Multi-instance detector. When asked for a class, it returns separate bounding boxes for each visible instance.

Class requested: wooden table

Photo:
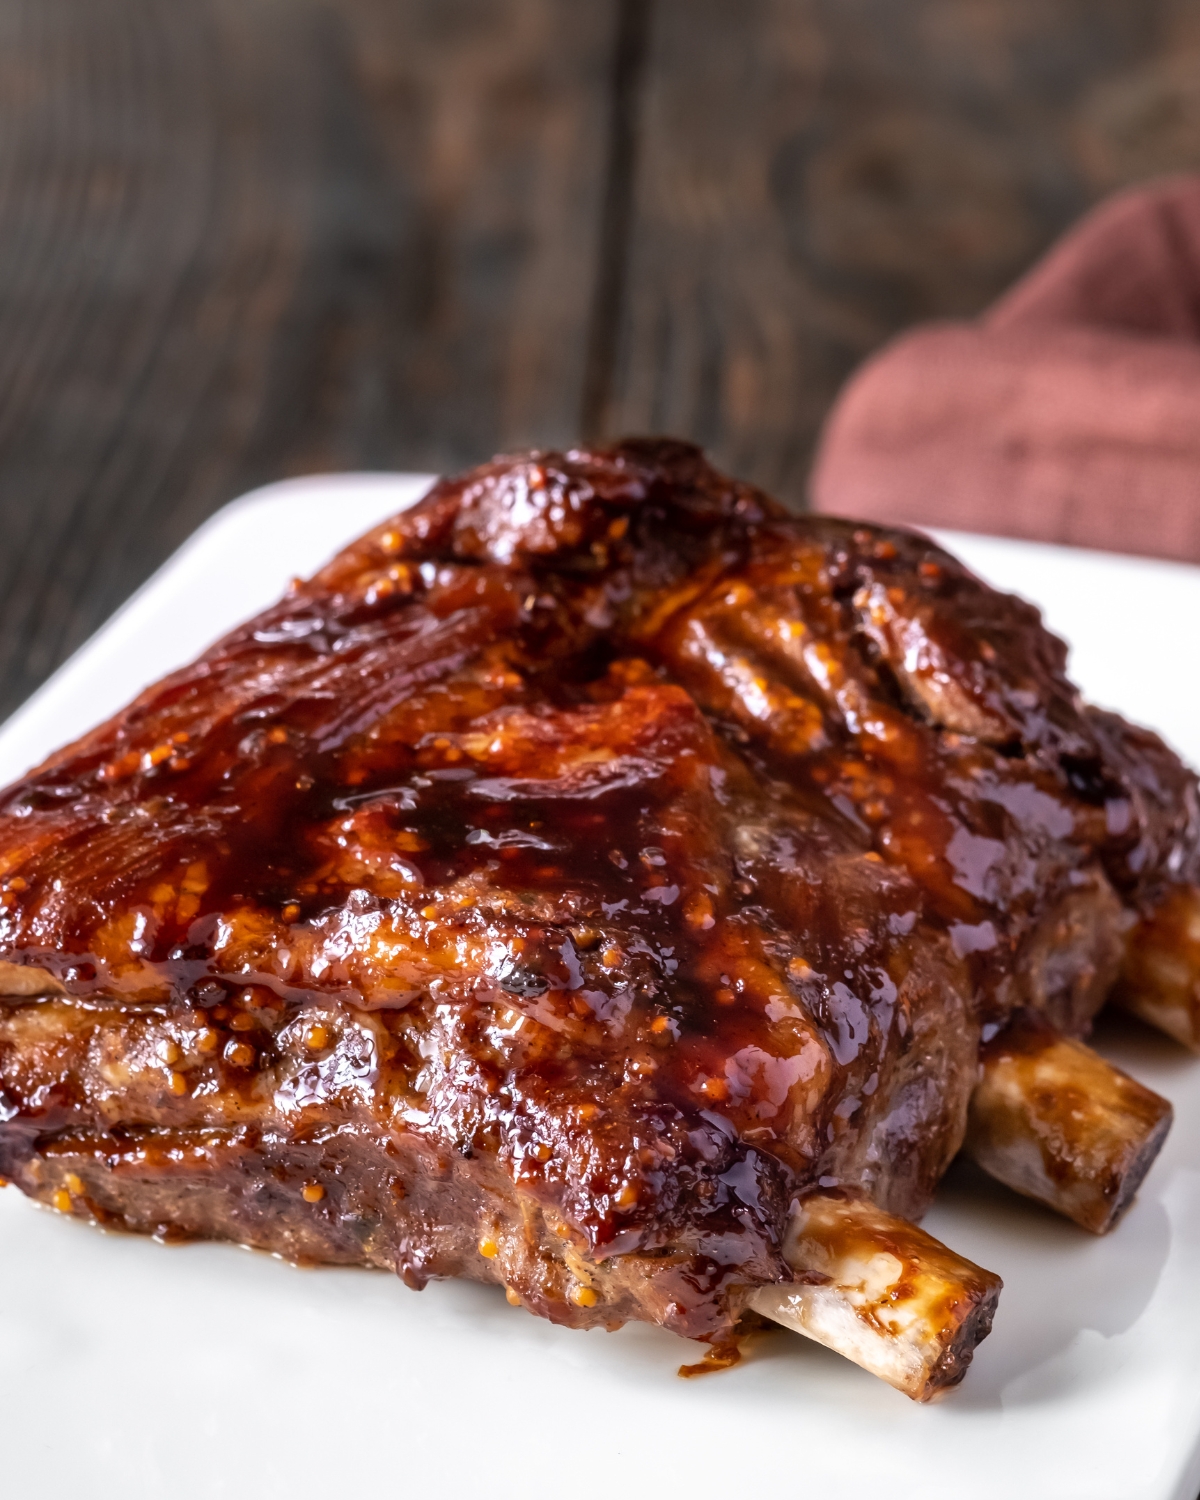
[0,0,1196,721]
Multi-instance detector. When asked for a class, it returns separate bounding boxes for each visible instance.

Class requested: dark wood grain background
[1,0,1199,721]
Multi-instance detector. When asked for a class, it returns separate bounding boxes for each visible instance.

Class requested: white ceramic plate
[2,477,1199,1500]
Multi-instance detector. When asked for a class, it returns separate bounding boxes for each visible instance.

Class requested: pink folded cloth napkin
[810,175,1200,563]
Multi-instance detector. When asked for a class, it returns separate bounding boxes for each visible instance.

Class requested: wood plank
[0,0,617,723]
[606,0,1200,505]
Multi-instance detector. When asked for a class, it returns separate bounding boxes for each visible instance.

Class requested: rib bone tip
[966,1010,1173,1234]
[750,1192,1002,1402]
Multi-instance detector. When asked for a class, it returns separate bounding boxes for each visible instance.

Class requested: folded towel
[810,176,1200,563]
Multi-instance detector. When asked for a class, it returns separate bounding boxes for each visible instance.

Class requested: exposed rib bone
[965,1010,1172,1233]
[749,1192,1001,1401]
[1113,884,1200,1052]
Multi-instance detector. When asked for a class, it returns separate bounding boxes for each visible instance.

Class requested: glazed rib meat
[0,440,1196,1390]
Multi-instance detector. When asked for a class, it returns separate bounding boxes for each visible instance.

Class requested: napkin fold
[810,175,1200,563]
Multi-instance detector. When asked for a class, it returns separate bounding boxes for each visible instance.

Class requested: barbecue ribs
[0,440,1195,1397]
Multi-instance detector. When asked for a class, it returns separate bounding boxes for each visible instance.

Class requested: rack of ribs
[0,439,1194,1400]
